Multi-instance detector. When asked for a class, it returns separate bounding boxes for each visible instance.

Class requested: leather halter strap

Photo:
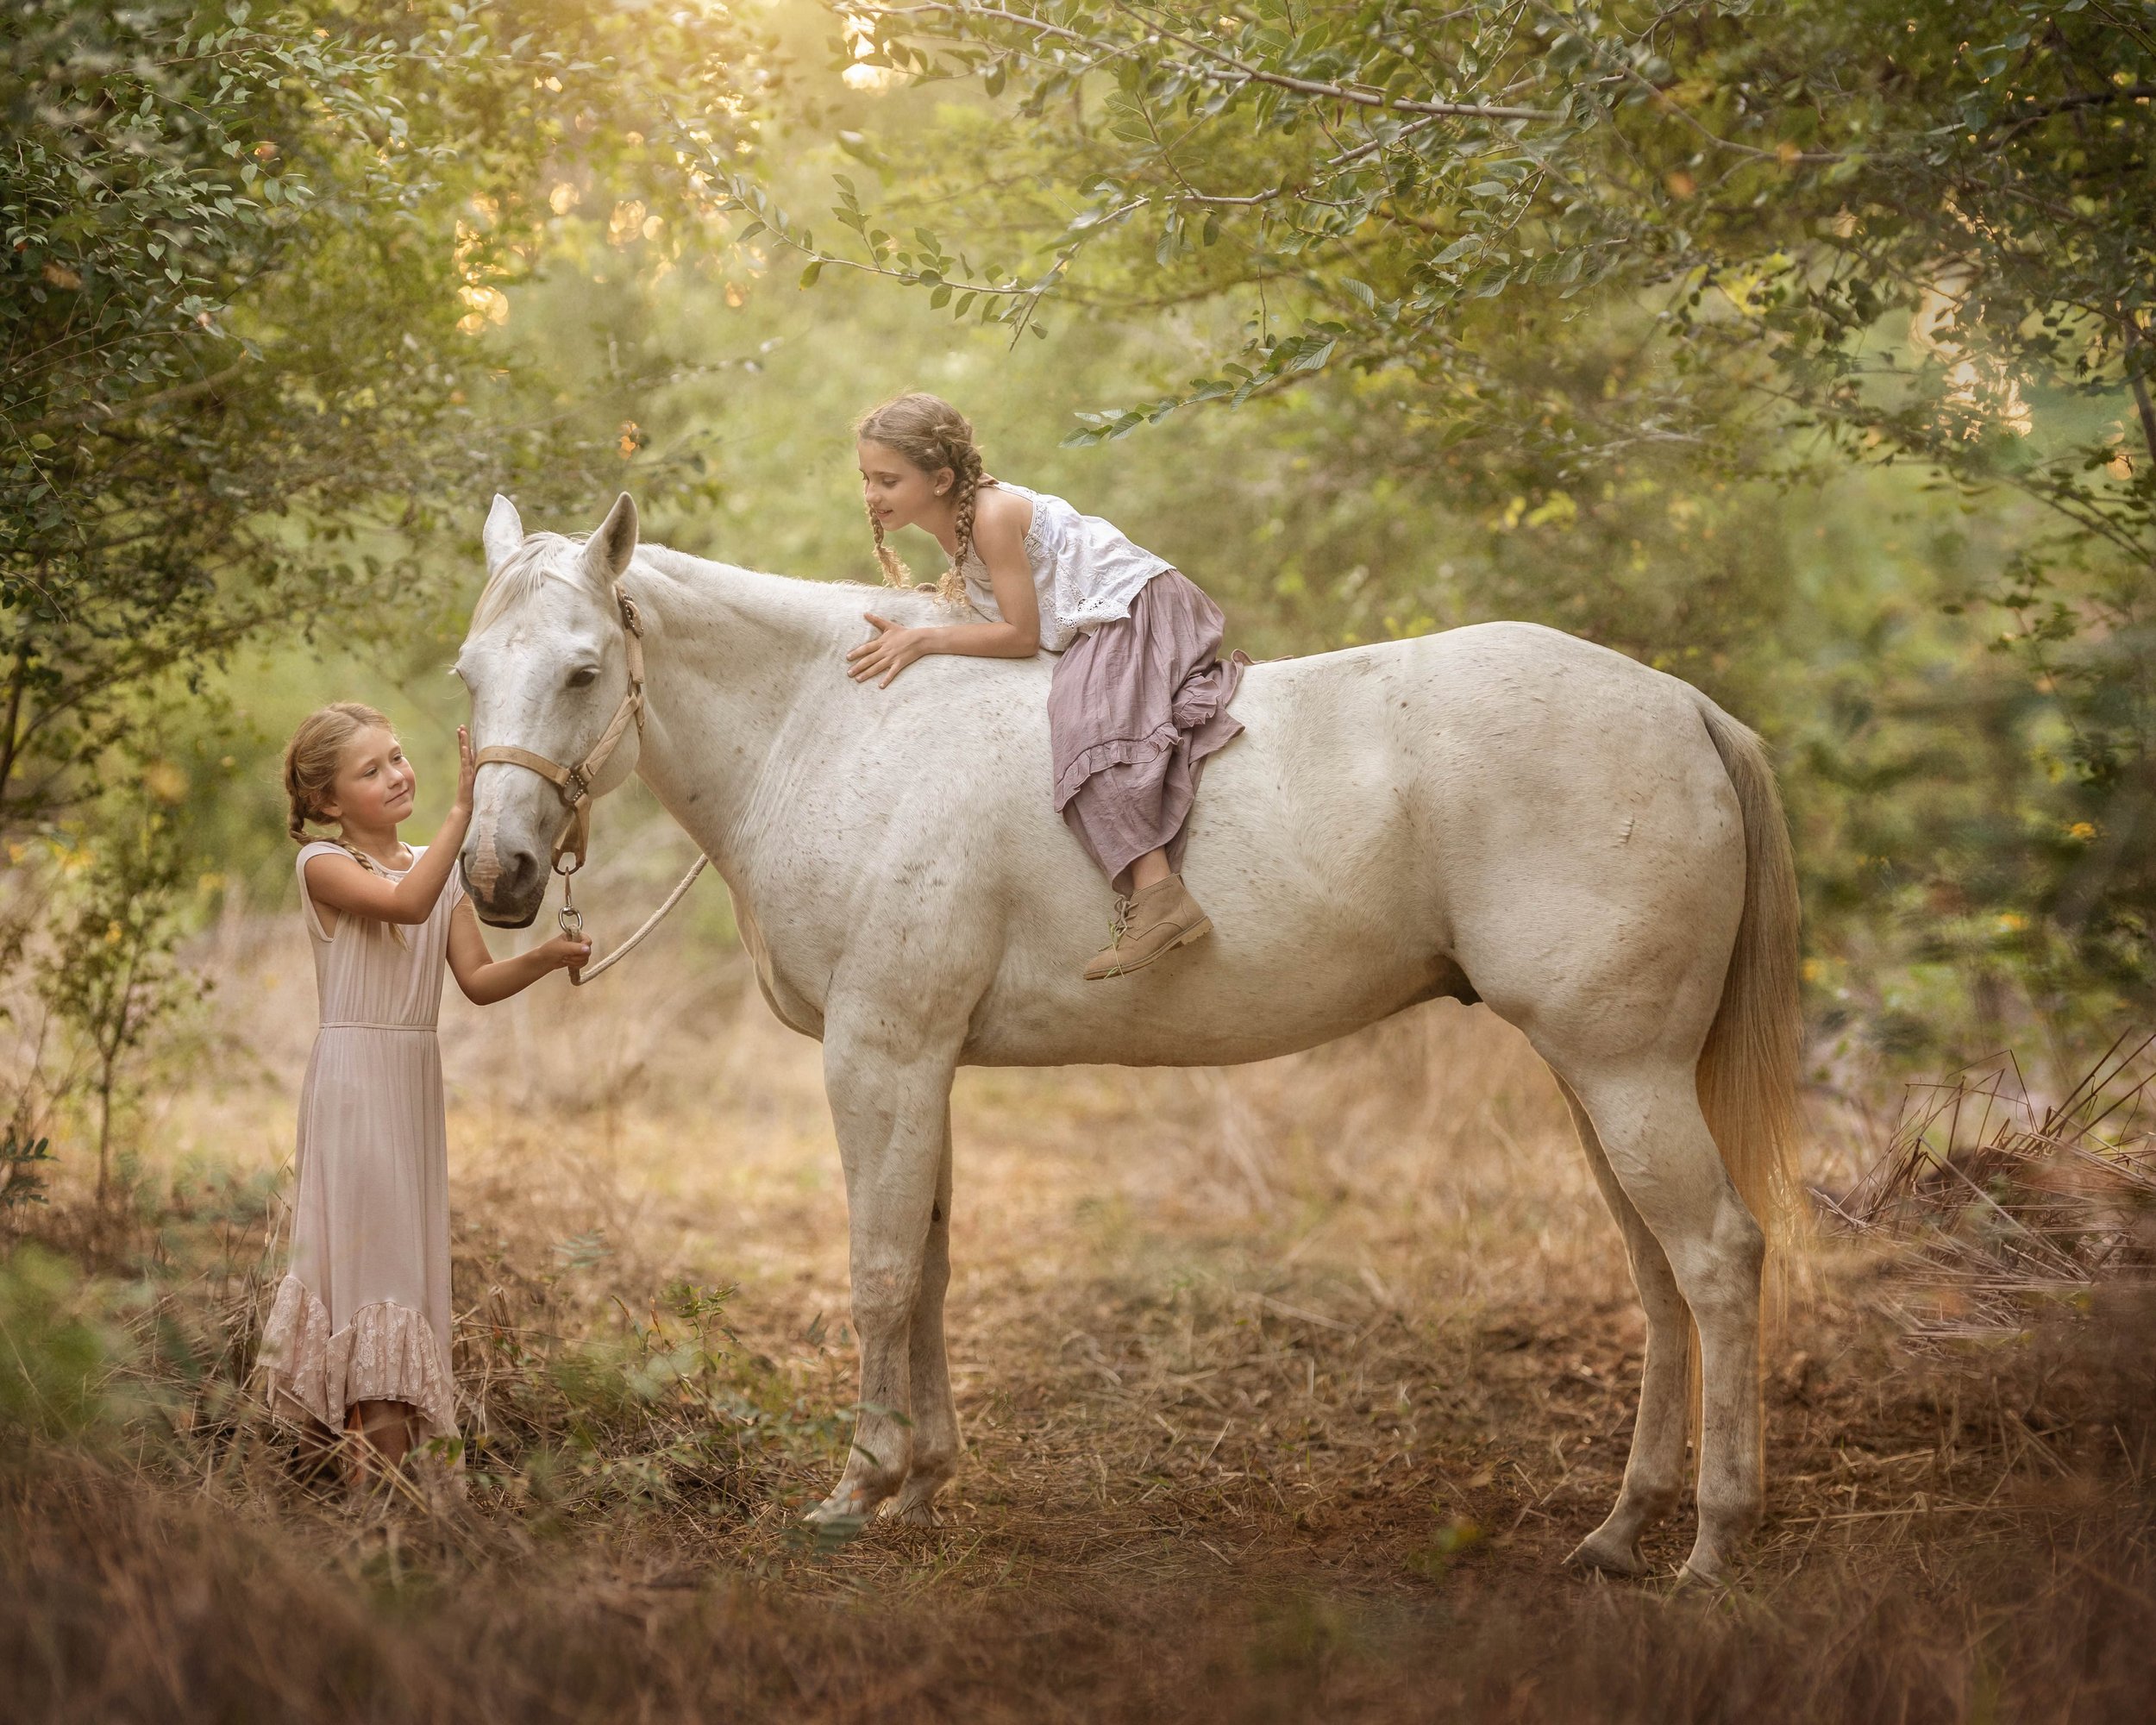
[473,586,646,875]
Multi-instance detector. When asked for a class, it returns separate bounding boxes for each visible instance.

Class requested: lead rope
[557,852,707,986]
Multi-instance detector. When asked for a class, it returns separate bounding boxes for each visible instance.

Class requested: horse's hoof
[888,1497,940,1527]
[1673,1552,1737,1591]
[803,1491,873,1527]
[1565,1531,1649,1578]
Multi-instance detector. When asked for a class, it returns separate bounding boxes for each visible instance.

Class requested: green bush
[0,1245,136,1456]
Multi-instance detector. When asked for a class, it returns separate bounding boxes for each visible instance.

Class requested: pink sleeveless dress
[260,843,461,1441]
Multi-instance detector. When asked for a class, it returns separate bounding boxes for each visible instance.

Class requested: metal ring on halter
[557,867,584,938]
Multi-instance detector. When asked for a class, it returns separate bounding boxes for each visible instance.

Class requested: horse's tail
[1692,697,1804,1253]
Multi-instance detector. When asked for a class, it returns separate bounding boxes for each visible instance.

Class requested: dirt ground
[7,898,2156,1722]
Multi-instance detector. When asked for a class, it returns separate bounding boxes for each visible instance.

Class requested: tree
[2,0,774,841]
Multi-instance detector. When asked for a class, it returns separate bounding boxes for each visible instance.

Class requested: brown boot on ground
[1082,874,1213,981]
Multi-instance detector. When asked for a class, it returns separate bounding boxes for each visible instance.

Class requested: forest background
[9,0,2154,1142]
[4,3,2156,1716]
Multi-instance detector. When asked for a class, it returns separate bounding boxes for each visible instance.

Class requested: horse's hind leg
[1561,1061,1765,1583]
[1557,1076,1692,1578]
[893,1108,960,1526]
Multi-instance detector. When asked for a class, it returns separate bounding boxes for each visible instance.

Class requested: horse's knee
[851,1264,921,1340]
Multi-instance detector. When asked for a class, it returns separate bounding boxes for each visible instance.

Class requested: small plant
[1,1127,53,1212]
[0,1245,135,1454]
[36,797,200,1202]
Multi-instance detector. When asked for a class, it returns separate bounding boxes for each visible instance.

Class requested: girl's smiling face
[858,437,952,533]
[322,724,415,831]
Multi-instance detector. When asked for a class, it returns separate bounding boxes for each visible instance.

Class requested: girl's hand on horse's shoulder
[534,933,592,975]
[453,724,476,814]
[847,612,931,688]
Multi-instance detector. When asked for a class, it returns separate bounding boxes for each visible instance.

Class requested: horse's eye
[567,666,599,689]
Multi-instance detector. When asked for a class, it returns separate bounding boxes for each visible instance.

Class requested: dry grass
[5,894,2156,1722]
[1835,1032,2156,1352]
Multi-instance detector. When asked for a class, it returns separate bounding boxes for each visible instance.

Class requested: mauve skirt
[1048,569,1247,894]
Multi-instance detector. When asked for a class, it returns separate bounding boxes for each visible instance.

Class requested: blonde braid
[939,443,987,603]
[867,497,912,587]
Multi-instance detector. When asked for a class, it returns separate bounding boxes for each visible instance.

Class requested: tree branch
[862,2,1562,121]
[9,359,252,439]
[1989,82,2156,144]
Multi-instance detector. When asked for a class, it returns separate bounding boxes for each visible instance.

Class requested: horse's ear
[584,492,639,587]
[483,494,524,575]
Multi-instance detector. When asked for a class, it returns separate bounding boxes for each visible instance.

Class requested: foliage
[0,1130,53,1214]
[34,794,204,1197]
[0,1245,136,1455]
[776,3,2150,487]
[461,1275,852,1522]
[0,0,772,842]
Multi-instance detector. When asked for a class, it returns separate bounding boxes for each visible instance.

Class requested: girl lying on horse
[846,392,1246,982]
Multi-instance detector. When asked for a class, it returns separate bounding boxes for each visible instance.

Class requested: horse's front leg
[805,1012,960,1527]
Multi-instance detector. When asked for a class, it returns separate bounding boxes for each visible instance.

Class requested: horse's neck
[623,547,904,882]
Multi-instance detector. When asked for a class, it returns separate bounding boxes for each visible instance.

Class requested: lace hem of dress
[260,1275,458,1440]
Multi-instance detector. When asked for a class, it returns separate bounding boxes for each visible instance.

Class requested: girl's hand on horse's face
[847,613,929,687]
[454,724,476,814]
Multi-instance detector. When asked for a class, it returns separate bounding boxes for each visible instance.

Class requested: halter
[473,582,657,960]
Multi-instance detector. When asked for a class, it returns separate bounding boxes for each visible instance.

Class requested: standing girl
[847,393,1246,980]
[261,701,589,1474]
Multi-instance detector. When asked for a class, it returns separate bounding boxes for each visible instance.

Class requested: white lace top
[957,481,1170,653]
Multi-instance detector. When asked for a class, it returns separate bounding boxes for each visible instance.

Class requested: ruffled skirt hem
[260,1275,458,1442]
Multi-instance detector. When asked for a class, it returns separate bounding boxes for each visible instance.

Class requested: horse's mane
[473,536,977,637]
[636,544,972,628]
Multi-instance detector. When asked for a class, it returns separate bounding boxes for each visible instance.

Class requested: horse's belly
[962,962,1474,1067]
[959,892,1471,1068]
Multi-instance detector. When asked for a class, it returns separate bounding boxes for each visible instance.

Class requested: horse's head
[456,492,645,928]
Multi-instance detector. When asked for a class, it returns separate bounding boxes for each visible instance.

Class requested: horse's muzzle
[460,841,546,929]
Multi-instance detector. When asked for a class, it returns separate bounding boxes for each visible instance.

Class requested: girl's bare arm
[445,900,591,1003]
[846,496,1040,687]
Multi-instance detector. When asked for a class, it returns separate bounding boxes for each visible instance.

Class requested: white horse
[455,493,1802,1582]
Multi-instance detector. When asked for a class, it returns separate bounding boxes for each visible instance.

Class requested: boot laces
[1107,895,1134,947]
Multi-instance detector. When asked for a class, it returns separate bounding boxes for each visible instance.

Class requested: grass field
[5,894,2155,1722]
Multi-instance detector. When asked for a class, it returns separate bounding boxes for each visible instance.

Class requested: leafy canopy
[2,0,771,837]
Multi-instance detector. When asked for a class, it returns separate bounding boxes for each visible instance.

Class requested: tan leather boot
[1083,874,1213,981]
